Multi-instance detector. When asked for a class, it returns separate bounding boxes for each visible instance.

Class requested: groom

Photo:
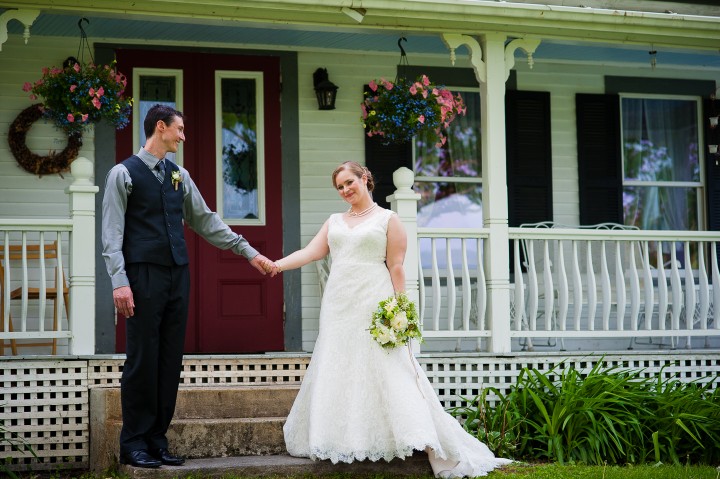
[102,104,272,468]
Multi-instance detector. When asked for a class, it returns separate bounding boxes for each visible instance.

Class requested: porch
[1,161,720,471]
[1,162,720,356]
[2,351,718,472]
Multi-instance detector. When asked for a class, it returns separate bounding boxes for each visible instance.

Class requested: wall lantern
[313,68,338,110]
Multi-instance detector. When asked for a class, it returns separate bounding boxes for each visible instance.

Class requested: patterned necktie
[156,160,166,183]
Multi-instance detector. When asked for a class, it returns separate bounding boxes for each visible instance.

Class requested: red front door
[114,49,284,353]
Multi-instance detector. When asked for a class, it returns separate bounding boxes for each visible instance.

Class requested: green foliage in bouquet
[369,292,422,349]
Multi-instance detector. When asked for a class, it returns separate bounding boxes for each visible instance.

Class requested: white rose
[376,325,396,345]
[390,311,408,331]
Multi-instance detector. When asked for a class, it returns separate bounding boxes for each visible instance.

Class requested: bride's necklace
[348,202,377,217]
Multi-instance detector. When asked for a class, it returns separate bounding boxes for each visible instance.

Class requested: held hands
[250,254,281,277]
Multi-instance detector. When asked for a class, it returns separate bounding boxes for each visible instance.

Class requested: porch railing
[0,157,98,355]
[510,227,720,350]
[390,167,720,352]
[0,225,72,354]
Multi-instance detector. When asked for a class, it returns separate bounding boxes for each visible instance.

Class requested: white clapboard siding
[0,35,95,219]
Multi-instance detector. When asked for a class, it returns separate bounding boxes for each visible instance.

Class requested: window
[132,68,183,164]
[215,71,265,225]
[620,95,703,231]
[414,89,482,228]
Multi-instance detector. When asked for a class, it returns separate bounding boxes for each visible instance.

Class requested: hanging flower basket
[361,75,466,146]
[23,59,133,134]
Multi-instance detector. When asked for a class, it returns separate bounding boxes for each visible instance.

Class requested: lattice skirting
[1,351,719,471]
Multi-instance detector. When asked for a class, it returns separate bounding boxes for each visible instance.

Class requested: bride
[266,161,511,478]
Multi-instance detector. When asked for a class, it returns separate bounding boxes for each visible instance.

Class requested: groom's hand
[250,254,280,277]
[250,255,269,275]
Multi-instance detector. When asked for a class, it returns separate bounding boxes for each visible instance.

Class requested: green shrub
[450,361,720,466]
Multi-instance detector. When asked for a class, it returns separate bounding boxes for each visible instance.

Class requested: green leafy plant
[24,59,133,133]
[450,361,720,466]
[450,387,521,458]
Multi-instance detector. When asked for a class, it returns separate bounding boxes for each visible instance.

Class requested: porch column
[481,33,512,353]
[65,157,99,354]
[387,166,421,315]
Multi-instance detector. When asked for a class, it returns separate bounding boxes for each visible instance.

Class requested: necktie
[156,160,166,183]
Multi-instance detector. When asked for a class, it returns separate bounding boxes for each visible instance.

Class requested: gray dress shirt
[102,148,259,289]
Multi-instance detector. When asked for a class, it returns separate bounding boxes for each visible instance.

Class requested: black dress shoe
[119,450,162,468]
[151,448,185,466]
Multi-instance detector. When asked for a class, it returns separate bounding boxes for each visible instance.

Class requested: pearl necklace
[348,202,378,217]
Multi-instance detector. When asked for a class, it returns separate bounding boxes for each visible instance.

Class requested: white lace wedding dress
[283,208,511,478]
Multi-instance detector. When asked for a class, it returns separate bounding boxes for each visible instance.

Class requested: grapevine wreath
[7,103,82,177]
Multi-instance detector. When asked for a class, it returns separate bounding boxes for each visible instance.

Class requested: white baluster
[571,241,583,331]
[600,241,612,331]
[586,241,597,331]
[615,241,626,332]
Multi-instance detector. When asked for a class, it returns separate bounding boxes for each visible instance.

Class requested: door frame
[93,44,302,353]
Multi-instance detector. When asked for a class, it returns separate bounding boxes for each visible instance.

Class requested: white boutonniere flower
[171,170,182,191]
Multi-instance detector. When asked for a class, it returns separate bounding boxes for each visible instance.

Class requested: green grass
[12,464,720,479]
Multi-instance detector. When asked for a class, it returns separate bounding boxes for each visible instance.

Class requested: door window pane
[217,72,265,224]
[133,69,183,164]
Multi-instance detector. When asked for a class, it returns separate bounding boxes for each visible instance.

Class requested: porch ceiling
[2,1,720,69]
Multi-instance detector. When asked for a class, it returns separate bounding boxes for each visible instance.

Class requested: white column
[65,157,99,355]
[387,167,421,353]
[481,33,512,353]
[387,166,421,308]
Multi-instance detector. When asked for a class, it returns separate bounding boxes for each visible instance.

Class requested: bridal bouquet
[369,292,422,349]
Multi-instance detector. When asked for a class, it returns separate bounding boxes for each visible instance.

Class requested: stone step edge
[122,453,433,479]
[107,416,287,425]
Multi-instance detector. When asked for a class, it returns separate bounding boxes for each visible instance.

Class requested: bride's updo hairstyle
[332,161,375,193]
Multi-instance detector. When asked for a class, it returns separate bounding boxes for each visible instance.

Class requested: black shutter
[705,97,720,231]
[364,137,413,209]
[576,93,622,225]
[506,90,553,226]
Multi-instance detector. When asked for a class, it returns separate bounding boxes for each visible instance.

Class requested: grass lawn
[12,463,720,479]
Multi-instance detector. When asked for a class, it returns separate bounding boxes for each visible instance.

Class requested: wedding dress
[283,208,511,478]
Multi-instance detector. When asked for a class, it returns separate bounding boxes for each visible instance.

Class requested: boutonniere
[171,170,182,191]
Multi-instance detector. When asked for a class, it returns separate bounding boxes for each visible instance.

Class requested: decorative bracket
[0,9,40,52]
[504,37,540,81]
[442,33,486,84]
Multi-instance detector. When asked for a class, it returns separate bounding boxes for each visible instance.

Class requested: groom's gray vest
[121,155,189,266]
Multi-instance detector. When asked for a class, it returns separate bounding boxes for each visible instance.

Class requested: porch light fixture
[313,68,338,111]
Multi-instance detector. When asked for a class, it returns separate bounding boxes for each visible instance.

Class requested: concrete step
[121,452,434,478]
[90,385,300,472]
[99,384,300,420]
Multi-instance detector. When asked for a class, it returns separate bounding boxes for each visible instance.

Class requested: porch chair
[0,241,69,355]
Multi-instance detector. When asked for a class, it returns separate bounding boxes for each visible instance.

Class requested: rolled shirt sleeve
[101,149,259,291]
